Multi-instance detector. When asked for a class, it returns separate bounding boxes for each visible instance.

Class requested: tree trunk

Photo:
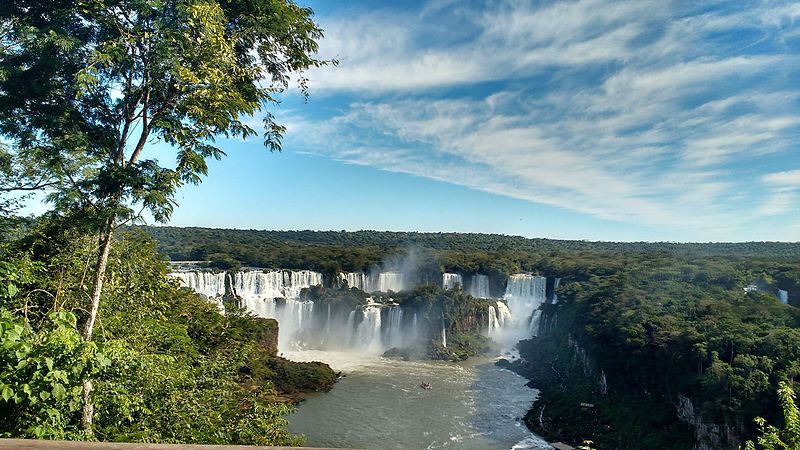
[80,217,114,433]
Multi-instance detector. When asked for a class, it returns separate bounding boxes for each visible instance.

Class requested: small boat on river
[419,381,432,390]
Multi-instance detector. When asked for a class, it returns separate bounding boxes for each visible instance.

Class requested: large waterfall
[468,274,491,298]
[229,270,323,349]
[173,267,554,355]
[504,274,546,331]
[482,274,548,345]
[442,273,463,290]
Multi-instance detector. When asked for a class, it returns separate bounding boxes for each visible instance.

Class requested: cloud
[285,0,800,240]
[764,169,800,186]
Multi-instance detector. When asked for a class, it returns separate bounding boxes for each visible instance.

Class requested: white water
[385,307,404,349]
[170,271,226,298]
[353,306,383,353]
[552,277,561,304]
[779,289,789,304]
[338,272,370,291]
[468,274,491,298]
[488,274,547,345]
[169,271,226,311]
[374,271,405,292]
[443,273,464,290]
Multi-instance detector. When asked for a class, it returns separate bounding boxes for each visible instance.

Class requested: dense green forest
[0,219,336,443]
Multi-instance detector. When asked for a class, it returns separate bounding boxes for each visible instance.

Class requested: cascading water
[487,301,512,337]
[486,274,547,344]
[384,307,404,349]
[779,289,789,304]
[338,272,370,291]
[487,306,499,336]
[442,273,463,290]
[441,314,447,348]
[170,271,226,298]
[468,274,491,298]
[552,277,561,304]
[170,271,226,312]
[496,301,511,327]
[412,313,419,342]
[353,307,383,353]
[373,271,404,292]
[229,270,323,349]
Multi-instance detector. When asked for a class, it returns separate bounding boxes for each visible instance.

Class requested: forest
[0,218,336,443]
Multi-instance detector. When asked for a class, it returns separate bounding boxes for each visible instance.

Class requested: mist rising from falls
[443,273,463,290]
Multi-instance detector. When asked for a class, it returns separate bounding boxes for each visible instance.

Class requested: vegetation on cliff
[0,222,334,444]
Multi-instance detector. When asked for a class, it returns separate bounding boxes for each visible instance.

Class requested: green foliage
[0,226,329,445]
[746,382,800,450]
[0,309,106,439]
[1,0,329,227]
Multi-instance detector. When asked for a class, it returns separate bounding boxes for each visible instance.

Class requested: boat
[419,382,432,390]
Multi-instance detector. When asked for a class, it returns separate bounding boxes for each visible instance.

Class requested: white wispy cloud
[284,0,800,240]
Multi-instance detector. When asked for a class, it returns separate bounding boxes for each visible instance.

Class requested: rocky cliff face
[676,395,741,450]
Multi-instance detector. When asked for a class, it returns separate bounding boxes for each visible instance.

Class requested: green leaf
[52,383,66,401]
[1,385,12,402]
[39,391,50,401]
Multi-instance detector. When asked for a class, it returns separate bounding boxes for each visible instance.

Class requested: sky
[161,0,800,242]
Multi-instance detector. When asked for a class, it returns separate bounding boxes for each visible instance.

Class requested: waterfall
[354,307,383,353]
[441,314,447,348]
[170,271,226,298]
[170,271,226,312]
[338,272,370,291]
[442,273,463,290]
[412,313,419,342]
[373,271,404,292]
[324,303,332,336]
[496,301,512,327]
[552,277,561,304]
[384,307,404,349]
[468,274,491,298]
[504,274,546,328]
[226,270,322,349]
[779,289,789,304]
[488,306,499,336]
[346,310,357,346]
[487,301,512,337]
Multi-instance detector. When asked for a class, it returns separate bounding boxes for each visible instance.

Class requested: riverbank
[504,336,695,450]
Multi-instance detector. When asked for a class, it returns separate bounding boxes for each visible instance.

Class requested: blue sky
[165,0,800,242]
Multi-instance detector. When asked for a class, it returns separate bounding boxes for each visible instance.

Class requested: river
[285,350,552,450]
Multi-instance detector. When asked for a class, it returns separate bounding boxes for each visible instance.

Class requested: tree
[0,0,328,432]
[746,382,800,450]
